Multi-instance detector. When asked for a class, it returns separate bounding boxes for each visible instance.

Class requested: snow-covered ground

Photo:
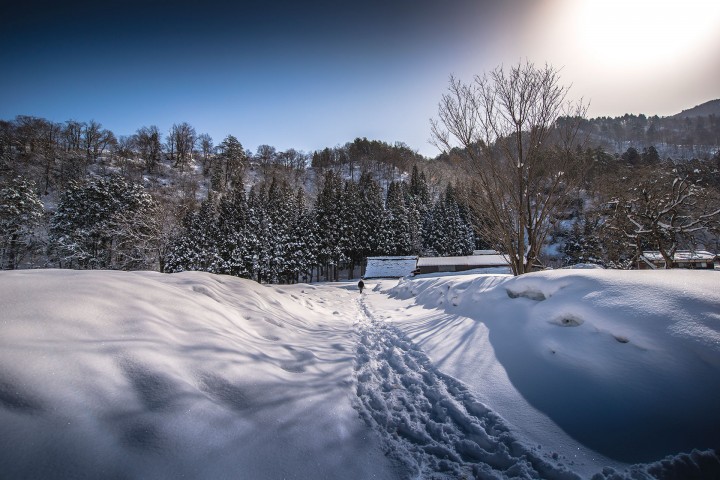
[1,268,718,479]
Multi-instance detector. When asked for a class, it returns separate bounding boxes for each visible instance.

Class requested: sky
[2,0,719,158]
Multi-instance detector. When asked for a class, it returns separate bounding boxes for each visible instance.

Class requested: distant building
[638,250,717,270]
[415,252,511,275]
[363,256,418,279]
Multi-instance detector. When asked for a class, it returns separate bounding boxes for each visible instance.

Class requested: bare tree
[606,164,720,268]
[168,122,196,171]
[431,61,587,275]
[217,135,246,190]
[197,133,214,174]
[255,144,277,175]
[134,126,163,173]
[82,120,115,162]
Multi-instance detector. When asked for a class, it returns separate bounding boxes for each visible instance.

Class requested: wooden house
[415,252,511,275]
[638,250,717,270]
[363,256,418,279]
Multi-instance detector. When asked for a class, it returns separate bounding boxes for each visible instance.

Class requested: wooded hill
[1,104,719,279]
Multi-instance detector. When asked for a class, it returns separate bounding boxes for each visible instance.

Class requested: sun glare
[575,0,720,70]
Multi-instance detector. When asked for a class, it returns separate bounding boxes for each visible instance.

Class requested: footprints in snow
[353,298,573,479]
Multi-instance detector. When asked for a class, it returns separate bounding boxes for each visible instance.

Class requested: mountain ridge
[672,99,720,118]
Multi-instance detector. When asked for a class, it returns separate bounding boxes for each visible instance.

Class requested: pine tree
[164,195,219,273]
[286,188,317,283]
[50,174,159,270]
[379,181,412,255]
[406,166,431,254]
[1,176,44,269]
[217,135,246,191]
[353,172,385,265]
[314,170,347,280]
[422,185,474,256]
[212,183,250,277]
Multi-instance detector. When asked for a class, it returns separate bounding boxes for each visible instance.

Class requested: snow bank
[0,270,396,479]
[386,270,720,467]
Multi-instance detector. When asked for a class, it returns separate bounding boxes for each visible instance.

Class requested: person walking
[358,279,365,294]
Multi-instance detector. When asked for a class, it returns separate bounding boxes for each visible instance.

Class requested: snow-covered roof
[417,255,510,267]
[364,256,418,278]
[473,249,500,255]
[642,250,717,262]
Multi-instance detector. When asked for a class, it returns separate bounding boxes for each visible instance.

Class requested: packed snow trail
[352,295,580,480]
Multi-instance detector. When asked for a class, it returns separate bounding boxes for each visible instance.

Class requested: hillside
[673,99,720,118]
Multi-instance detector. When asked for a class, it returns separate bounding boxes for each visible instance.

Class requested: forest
[1,108,719,281]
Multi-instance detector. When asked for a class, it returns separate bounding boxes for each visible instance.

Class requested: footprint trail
[353,296,579,480]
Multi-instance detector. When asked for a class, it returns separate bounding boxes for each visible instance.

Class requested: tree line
[2,62,720,277]
[164,168,475,282]
[0,115,477,277]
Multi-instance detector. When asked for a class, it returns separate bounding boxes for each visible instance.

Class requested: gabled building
[415,252,511,275]
[638,250,718,270]
[363,256,418,279]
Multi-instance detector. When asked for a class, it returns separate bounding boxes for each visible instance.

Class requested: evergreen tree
[562,218,603,266]
[164,195,219,273]
[379,181,412,255]
[212,183,250,277]
[406,166,431,254]
[314,170,347,280]
[0,176,44,269]
[356,172,384,258]
[217,135,246,191]
[422,185,474,256]
[50,174,159,269]
[286,188,317,282]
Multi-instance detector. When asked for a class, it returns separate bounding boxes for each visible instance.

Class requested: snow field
[1,268,719,479]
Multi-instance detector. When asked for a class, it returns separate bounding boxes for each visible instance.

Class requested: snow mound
[0,270,396,479]
[388,270,720,465]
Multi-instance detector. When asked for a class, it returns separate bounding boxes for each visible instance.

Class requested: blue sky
[2,0,719,157]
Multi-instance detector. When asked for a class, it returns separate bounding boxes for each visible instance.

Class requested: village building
[638,250,718,270]
[363,256,418,279]
[415,251,511,275]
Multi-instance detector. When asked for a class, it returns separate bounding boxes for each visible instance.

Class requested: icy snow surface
[1,268,719,479]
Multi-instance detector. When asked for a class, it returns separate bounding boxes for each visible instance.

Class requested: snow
[417,254,511,267]
[364,256,418,279]
[1,268,719,479]
[642,250,717,262]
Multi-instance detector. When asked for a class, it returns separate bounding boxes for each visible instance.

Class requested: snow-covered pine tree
[164,194,219,272]
[352,172,385,268]
[266,178,295,283]
[422,185,474,256]
[50,174,159,270]
[246,184,270,282]
[0,176,44,269]
[212,182,250,277]
[314,170,347,281]
[379,181,412,255]
[443,185,474,256]
[406,166,431,254]
[286,188,317,283]
[561,217,604,267]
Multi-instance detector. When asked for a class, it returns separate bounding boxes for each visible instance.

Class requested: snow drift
[1,268,719,479]
[385,269,720,466]
[0,270,395,479]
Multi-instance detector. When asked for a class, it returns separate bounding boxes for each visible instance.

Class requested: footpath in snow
[353,294,579,479]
